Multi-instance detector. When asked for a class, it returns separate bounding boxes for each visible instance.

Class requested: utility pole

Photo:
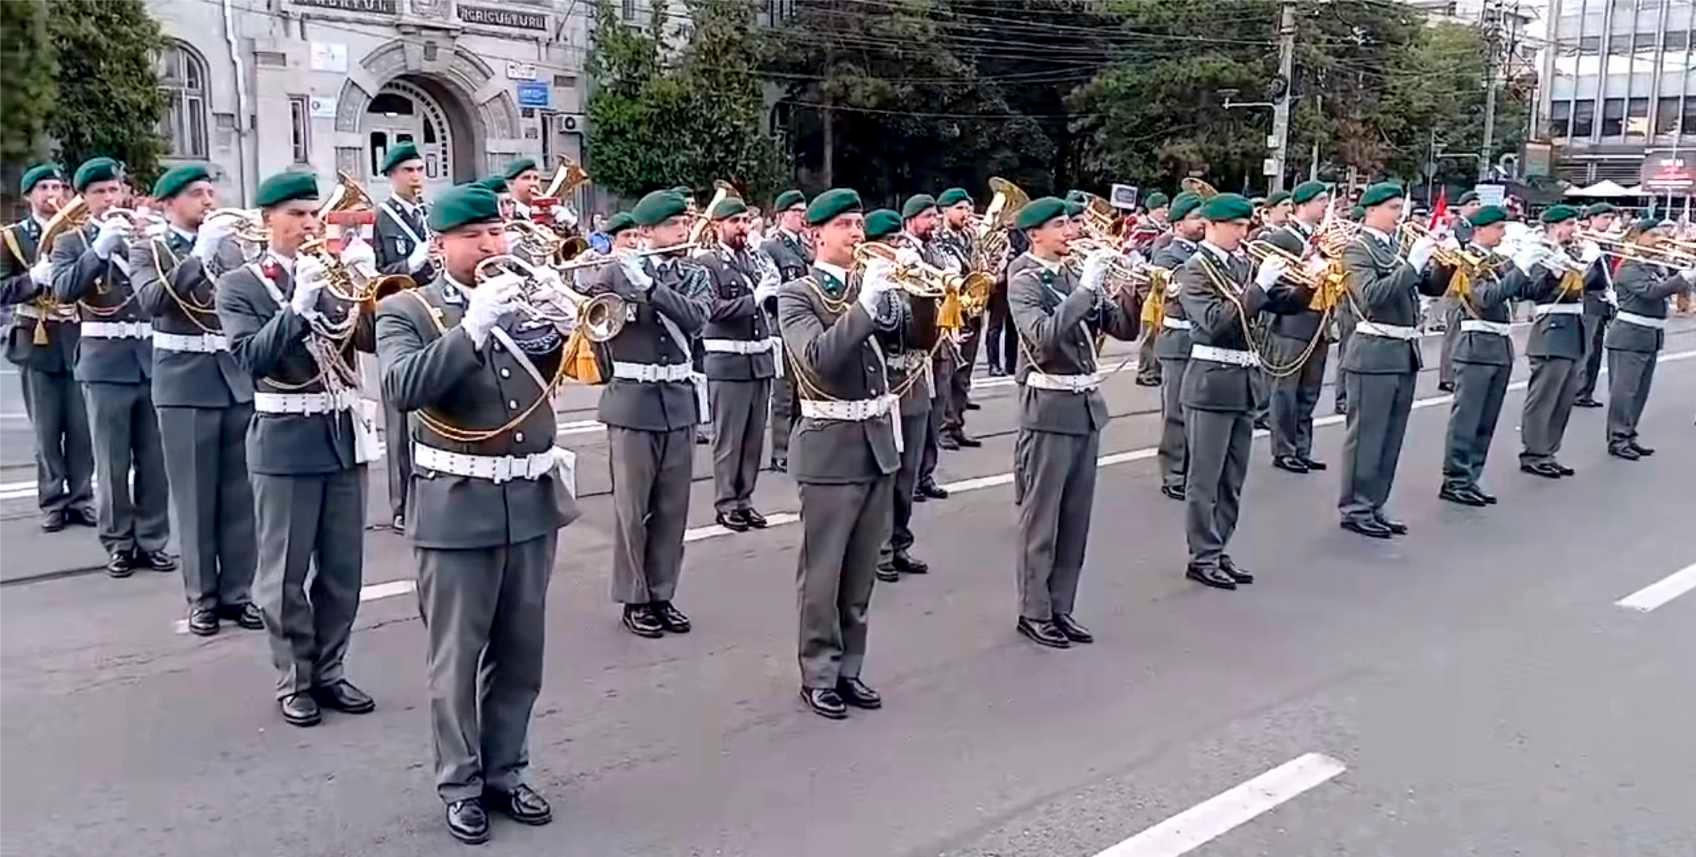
[1270,0,1296,193]
[1478,0,1500,182]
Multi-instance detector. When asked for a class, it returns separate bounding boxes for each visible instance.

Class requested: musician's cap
[937,187,973,207]
[1169,191,1203,221]
[1201,193,1254,223]
[1583,202,1617,218]
[254,171,319,208]
[864,209,903,240]
[710,196,747,221]
[805,188,862,226]
[1251,196,1267,207]
[1290,181,1329,205]
[1456,190,1481,206]
[502,158,539,180]
[1468,205,1508,228]
[1348,205,1365,221]
[1358,182,1404,208]
[604,211,637,236]
[1539,204,1580,224]
[633,189,689,227]
[152,164,211,200]
[670,185,694,198]
[1064,190,1089,206]
[773,189,807,212]
[428,185,502,232]
[20,163,64,195]
[901,194,937,221]
[381,143,423,176]
[1013,196,1068,230]
[1064,200,1085,218]
[72,157,123,192]
[1265,190,1291,207]
[1628,212,1668,235]
[1144,192,1169,210]
[473,175,508,194]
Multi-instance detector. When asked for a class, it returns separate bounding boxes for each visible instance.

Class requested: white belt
[799,395,897,421]
[1460,319,1512,336]
[14,304,77,322]
[414,444,556,484]
[1355,321,1421,340]
[81,320,152,340]
[152,330,228,352]
[1615,311,1667,330]
[702,338,775,355]
[610,361,694,383]
[1533,303,1583,317]
[1161,317,1192,330]
[1023,370,1101,392]
[253,389,358,415]
[1190,344,1261,367]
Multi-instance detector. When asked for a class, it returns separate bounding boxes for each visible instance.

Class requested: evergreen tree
[46,0,169,182]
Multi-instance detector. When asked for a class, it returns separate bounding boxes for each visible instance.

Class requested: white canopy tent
[1564,180,1636,198]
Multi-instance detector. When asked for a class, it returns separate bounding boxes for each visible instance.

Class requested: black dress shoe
[622,604,664,638]
[135,550,178,572]
[965,401,982,411]
[1052,613,1094,643]
[835,677,882,709]
[918,481,949,500]
[312,680,375,714]
[951,432,983,448]
[279,693,321,727]
[1186,564,1238,590]
[770,456,787,473]
[652,601,691,634]
[1220,557,1254,585]
[1135,376,1161,387]
[1016,617,1071,648]
[743,508,768,528]
[40,510,66,532]
[1629,442,1655,456]
[891,549,928,574]
[484,784,551,826]
[1439,486,1487,507]
[445,799,490,845]
[1609,446,1641,460]
[1253,416,1271,431]
[875,561,900,583]
[801,687,848,719]
[392,514,406,534]
[1374,516,1408,536]
[1438,381,1455,393]
[1160,484,1185,502]
[695,430,710,445]
[1573,397,1603,408]
[1301,457,1328,471]
[1341,518,1393,539]
[1334,401,1347,415]
[68,506,98,527]
[1521,461,1564,478]
[938,433,960,451]
[714,509,750,532]
[187,608,219,636]
[1272,455,1310,474]
[220,602,265,630]
[106,550,135,579]
[1473,488,1498,505]
[988,365,1006,377]
[1552,463,1575,477]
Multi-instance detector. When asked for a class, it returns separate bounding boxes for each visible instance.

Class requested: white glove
[464,272,522,348]
[92,217,133,260]
[753,280,778,306]
[1578,240,1603,265]
[857,261,896,313]
[1512,242,1547,276]
[1079,248,1118,293]
[1406,236,1437,272]
[619,255,654,291]
[340,234,377,277]
[290,255,328,316]
[1255,255,1290,289]
[29,258,52,287]
[894,247,923,270]
[556,205,580,230]
[406,240,431,274]
[1681,267,1696,285]
[193,218,235,263]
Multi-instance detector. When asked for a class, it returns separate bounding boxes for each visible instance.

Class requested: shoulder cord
[151,239,222,335]
[402,288,567,444]
[1197,253,1327,381]
[70,231,139,319]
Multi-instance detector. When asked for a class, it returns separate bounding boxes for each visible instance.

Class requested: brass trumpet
[474,254,628,342]
[854,241,992,302]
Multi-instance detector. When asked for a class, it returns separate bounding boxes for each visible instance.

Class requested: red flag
[1428,187,1448,230]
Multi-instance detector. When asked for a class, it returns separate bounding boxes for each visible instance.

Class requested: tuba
[689,180,740,248]
[972,176,1028,277]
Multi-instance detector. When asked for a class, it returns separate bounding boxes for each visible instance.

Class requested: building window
[1657,97,1683,138]
[1600,98,1625,137]
[288,96,311,164]
[622,0,636,20]
[1624,97,1650,142]
[1572,100,1596,138]
[1684,98,1696,140]
[1548,100,1572,139]
[157,41,209,158]
[1667,31,1691,51]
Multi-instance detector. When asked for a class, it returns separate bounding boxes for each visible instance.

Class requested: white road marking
[1615,563,1696,613]
[1092,752,1347,857]
[173,578,418,633]
[684,512,800,542]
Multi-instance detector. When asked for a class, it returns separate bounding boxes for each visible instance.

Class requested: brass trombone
[1574,228,1696,268]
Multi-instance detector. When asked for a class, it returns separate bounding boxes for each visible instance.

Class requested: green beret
[1359,182,1404,208]
[1265,190,1291,207]
[1583,202,1617,218]
[805,188,862,226]
[1201,193,1255,222]
[1290,181,1329,205]
[1013,196,1068,230]
[474,175,508,194]
[604,211,637,236]
[153,164,210,200]
[381,143,423,176]
[937,187,972,207]
[1629,215,1669,234]
[1539,204,1579,224]
[1144,192,1169,210]
[1064,200,1085,218]
[864,209,903,240]
[773,189,806,211]
[427,186,502,232]
[1348,205,1366,221]
[1169,191,1203,221]
[901,194,937,221]
[502,158,539,180]
[670,186,694,201]
[710,196,748,221]
[1468,205,1508,228]
[73,157,123,192]
[1064,190,1089,206]
[1456,190,1481,206]
[1251,197,1267,207]
[20,163,64,195]
[254,171,319,208]
[633,190,689,227]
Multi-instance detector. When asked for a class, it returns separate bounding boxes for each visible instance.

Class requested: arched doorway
[364,78,459,193]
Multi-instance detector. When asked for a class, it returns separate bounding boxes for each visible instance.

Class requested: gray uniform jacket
[1523,250,1603,359]
[1152,236,1199,360]
[1259,221,1327,343]
[217,261,376,475]
[873,286,941,413]
[376,279,579,549]
[1581,257,1613,317]
[1605,261,1690,353]
[583,256,712,431]
[1007,254,1140,434]
[374,197,435,285]
[775,266,900,483]
[1432,250,1530,367]
[1339,231,1447,374]
[699,245,776,380]
[1176,247,1310,412]
[761,232,812,281]
[51,225,151,383]
[132,232,252,407]
[2,219,79,372]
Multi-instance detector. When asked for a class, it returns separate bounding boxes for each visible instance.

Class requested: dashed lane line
[1615,563,1696,613]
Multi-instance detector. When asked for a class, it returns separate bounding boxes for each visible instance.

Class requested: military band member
[586,190,711,638]
[1336,182,1446,539]
[1254,190,1291,239]
[1433,205,1531,507]
[1514,204,1594,480]
[936,189,983,435]
[760,189,810,473]
[1602,216,1695,460]
[699,193,779,532]
[376,185,580,845]
[1134,191,1170,387]
[475,176,515,222]
[2,163,96,532]
[372,142,434,533]
[49,157,172,577]
[1152,191,1205,501]
[902,196,958,504]
[1006,197,1140,646]
[1436,191,1484,394]
[775,189,899,719]
[132,164,260,634]
[503,158,542,221]
[1259,180,1332,475]
[1245,194,1291,434]
[1178,193,1311,590]
[1573,202,1619,409]
[1334,204,1370,417]
[217,172,380,726]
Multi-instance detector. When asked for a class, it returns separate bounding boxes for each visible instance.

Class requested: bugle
[474,254,628,342]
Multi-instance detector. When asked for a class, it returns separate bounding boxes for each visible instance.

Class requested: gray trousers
[607,425,691,604]
[919,391,943,484]
[797,477,893,688]
[1136,330,1161,383]
[948,320,979,430]
[1519,355,1581,466]
[769,367,798,463]
[1156,357,1189,490]
[82,381,169,554]
[1338,371,1415,522]
[883,408,929,559]
[1334,316,1356,411]
[251,467,367,698]
[1605,349,1656,448]
[1184,408,1251,570]
[418,533,556,804]
[1013,428,1100,621]
[1268,337,1328,460]
[1441,361,1510,492]
[17,367,93,514]
[1578,313,1609,400]
[1437,300,1462,386]
[384,398,412,521]
[159,404,257,611]
[708,378,769,515]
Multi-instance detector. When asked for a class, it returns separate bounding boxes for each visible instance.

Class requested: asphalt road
[2,324,1693,857]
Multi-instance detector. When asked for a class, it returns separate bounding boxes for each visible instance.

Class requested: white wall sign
[310,42,348,73]
[1474,183,1506,206]
[506,61,539,81]
[309,95,339,119]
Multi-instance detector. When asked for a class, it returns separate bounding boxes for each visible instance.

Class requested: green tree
[0,0,58,167]
[45,0,169,183]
